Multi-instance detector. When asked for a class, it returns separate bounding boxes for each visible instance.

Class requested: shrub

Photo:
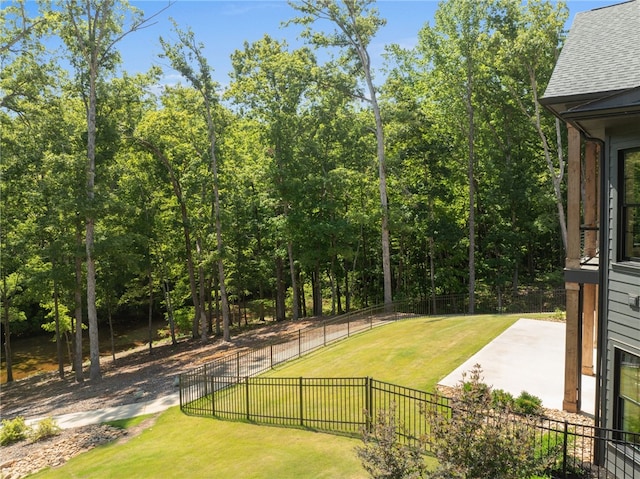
[422,364,545,479]
[30,417,61,442]
[491,388,515,411]
[356,403,428,479]
[1,416,31,446]
[514,391,544,415]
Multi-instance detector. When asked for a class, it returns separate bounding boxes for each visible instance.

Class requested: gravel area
[0,319,317,478]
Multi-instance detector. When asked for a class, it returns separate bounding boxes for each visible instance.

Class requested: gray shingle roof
[543,0,640,101]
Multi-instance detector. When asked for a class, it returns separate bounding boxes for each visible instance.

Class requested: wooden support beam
[582,283,596,376]
[564,282,581,413]
[566,125,581,269]
[581,141,598,377]
[584,141,599,256]
[564,125,582,413]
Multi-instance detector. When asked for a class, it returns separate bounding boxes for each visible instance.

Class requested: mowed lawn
[31,314,522,479]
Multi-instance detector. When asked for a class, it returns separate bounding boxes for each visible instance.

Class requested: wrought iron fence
[177,289,639,477]
[181,374,639,478]
[182,290,567,389]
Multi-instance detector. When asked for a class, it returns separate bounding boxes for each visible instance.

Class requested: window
[615,349,640,446]
[620,148,640,262]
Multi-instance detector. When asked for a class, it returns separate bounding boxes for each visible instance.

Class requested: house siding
[602,130,640,477]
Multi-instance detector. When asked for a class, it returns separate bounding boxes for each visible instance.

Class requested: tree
[58,0,167,380]
[228,35,318,321]
[418,0,499,313]
[492,0,569,253]
[158,26,231,341]
[288,0,393,309]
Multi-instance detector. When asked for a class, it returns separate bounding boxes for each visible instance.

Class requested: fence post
[562,420,568,478]
[347,319,350,337]
[211,376,215,416]
[245,377,250,421]
[203,364,208,399]
[298,330,302,357]
[236,352,241,380]
[365,377,373,433]
[299,377,304,427]
[270,344,273,369]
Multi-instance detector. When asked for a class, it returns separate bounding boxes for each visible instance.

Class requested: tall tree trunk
[312,263,323,317]
[287,240,299,321]
[74,228,84,383]
[86,54,101,381]
[275,256,286,321]
[161,262,177,346]
[53,276,64,378]
[2,276,13,383]
[344,258,351,313]
[465,64,476,315]
[148,268,154,354]
[429,236,437,315]
[107,296,116,365]
[196,238,208,341]
[364,66,392,310]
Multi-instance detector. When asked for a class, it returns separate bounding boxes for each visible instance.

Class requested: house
[540,0,640,476]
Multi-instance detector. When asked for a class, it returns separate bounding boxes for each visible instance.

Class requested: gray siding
[603,130,640,432]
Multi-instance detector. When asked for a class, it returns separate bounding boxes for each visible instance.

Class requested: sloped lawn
[31,314,523,478]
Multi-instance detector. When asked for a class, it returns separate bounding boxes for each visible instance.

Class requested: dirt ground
[1,318,318,420]
[1,319,325,478]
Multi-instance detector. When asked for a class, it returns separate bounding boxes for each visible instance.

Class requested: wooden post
[582,284,596,376]
[564,125,582,413]
[564,283,581,413]
[581,141,599,376]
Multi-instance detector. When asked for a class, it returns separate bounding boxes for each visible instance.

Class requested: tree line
[1,0,568,382]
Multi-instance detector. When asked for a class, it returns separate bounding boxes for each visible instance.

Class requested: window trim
[618,148,640,263]
[614,348,640,449]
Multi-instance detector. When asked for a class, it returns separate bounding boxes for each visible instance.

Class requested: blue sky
[22,0,616,86]
[112,0,615,87]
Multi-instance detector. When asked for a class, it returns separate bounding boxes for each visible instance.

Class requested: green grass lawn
[30,314,524,479]
[266,314,519,391]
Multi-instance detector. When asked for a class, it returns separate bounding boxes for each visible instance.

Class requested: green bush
[1,416,31,446]
[514,391,544,415]
[423,364,545,479]
[491,388,515,411]
[356,403,428,479]
[31,417,61,442]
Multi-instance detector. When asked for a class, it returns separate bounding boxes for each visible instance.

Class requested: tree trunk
[53,277,64,378]
[312,264,323,317]
[275,256,286,321]
[2,276,13,383]
[86,54,101,382]
[74,229,84,383]
[148,268,154,354]
[287,240,299,321]
[107,296,116,365]
[196,237,208,341]
[363,63,392,311]
[465,63,476,315]
[344,258,351,313]
[161,264,177,346]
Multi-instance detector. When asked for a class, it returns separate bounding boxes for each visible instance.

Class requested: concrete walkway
[28,393,180,429]
[439,318,596,415]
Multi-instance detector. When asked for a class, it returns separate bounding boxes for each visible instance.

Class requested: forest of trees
[1,0,569,382]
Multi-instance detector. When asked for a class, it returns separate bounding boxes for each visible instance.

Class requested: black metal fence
[181,375,639,478]
[181,290,567,383]
[178,290,638,477]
